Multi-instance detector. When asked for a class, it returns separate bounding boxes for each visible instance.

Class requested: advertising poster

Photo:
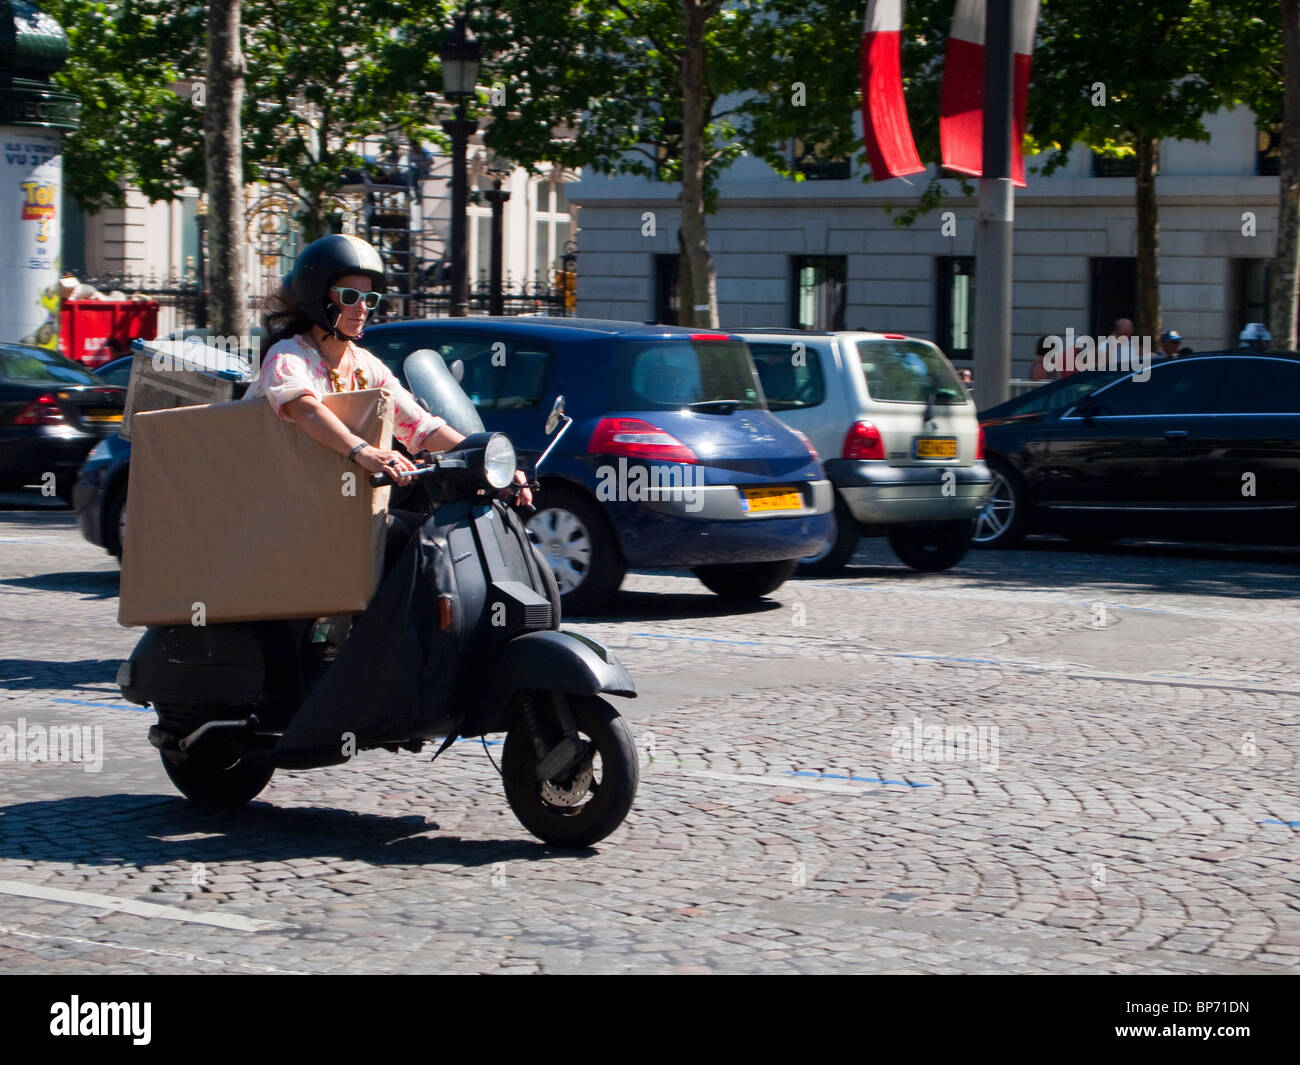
[0,126,62,349]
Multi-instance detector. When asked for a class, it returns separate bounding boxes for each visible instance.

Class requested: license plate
[914,436,957,459]
[740,486,803,512]
[84,409,123,424]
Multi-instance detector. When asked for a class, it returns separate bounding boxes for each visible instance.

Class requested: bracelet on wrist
[347,442,366,464]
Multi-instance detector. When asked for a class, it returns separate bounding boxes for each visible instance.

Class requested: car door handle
[1164,430,1189,440]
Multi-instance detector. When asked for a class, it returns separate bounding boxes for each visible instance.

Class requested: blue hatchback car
[363,318,833,612]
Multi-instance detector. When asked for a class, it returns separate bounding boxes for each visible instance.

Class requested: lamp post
[439,15,480,318]
[484,153,511,316]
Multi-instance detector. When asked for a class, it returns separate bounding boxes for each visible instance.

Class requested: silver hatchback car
[735,329,991,574]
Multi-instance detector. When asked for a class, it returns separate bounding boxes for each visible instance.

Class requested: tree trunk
[679,0,718,329]
[1271,0,1300,350]
[1134,134,1161,343]
[205,0,246,335]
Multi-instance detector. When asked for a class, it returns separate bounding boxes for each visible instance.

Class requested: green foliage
[1028,0,1281,173]
[43,0,455,228]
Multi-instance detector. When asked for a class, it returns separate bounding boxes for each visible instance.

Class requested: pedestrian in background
[1160,330,1182,358]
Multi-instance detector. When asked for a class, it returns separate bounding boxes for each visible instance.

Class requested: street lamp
[440,15,481,318]
[484,152,511,316]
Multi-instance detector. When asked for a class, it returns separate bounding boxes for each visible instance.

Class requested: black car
[0,342,125,501]
[975,354,1300,549]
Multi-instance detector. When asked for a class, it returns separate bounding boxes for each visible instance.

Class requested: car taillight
[842,420,885,460]
[789,427,820,462]
[588,417,698,463]
[14,393,66,426]
[976,425,985,460]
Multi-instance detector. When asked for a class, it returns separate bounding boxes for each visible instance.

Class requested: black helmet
[286,234,386,338]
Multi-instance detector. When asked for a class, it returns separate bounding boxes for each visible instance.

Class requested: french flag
[939,0,1040,187]
[860,0,924,182]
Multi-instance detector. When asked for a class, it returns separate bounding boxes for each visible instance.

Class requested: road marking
[0,880,286,932]
[677,769,901,795]
[0,925,306,973]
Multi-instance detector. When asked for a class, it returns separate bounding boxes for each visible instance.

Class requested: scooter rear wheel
[502,693,638,848]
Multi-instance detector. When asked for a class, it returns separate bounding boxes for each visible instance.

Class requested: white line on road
[0,925,307,974]
[0,880,286,932]
[674,769,886,795]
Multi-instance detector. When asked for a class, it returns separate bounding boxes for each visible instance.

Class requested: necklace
[307,332,368,393]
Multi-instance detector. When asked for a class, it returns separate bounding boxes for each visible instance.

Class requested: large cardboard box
[119,389,394,627]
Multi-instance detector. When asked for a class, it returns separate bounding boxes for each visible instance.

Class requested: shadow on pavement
[0,794,591,869]
[1,571,119,598]
[0,658,123,689]
[801,535,1300,602]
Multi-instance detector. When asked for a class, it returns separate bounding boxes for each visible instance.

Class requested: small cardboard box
[121,340,255,440]
[119,389,394,627]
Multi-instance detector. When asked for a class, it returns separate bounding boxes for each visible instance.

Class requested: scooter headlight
[483,433,517,490]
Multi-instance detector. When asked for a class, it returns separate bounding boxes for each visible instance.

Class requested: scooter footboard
[465,629,636,736]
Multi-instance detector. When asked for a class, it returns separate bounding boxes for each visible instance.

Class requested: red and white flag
[860,0,925,182]
[939,0,1040,187]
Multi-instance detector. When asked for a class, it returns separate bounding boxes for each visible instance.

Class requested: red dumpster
[60,300,160,370]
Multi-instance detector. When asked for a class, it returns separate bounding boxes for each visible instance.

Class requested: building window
[531,178,573,288]
[1091,151,1138,178]
[935,256,975,361]
[791,256,846,331]
[1231,258,1271,342]
[654,254,680,325]
[1257,123,1281,176]
[468,174,499,288]
[1089,257,1137,337]
[791,139,851,181]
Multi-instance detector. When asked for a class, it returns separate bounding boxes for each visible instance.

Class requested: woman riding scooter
[247,234,533,561]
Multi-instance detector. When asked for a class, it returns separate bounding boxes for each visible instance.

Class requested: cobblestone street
[1,501,1298,974]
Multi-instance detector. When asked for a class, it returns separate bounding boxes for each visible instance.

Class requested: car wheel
[888,519,975,572]
[973,458,1028,549]
[526,484,626,615]
[797,493,858,577]
[693,558,798,600]
[105,483,127,560]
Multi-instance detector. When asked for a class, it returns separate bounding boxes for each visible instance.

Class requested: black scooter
[117,350,639,848]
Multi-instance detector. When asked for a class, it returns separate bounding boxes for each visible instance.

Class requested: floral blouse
[245,333,444,452]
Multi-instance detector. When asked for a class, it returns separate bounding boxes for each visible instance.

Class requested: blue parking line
[1258,819,1300,828]
[787,770,929,788]
[51,697,148,712]
[631,632,764,646]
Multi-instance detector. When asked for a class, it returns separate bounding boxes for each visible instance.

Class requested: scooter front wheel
[502,693,638,848]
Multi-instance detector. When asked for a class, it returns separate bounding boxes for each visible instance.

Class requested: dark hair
[1035,334,1052,359]
[259,287,314,358]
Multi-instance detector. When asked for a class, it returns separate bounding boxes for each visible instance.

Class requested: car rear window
[857,339,967,405]
[608,340,763,411]
[0,344,105,386]
[747,341,826,410]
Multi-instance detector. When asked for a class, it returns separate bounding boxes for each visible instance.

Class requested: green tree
[43,1,453,238]
[1027,0,1278,341]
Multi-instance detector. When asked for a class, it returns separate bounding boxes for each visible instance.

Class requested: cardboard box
[121,340,254,440]
[119,389,394,627]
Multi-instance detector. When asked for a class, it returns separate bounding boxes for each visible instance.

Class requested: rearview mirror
[545,395,567,435]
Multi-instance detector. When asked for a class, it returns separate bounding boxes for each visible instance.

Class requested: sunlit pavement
[1,497,1297,973]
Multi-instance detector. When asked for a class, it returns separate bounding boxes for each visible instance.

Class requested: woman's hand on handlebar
[505,469,534,508]
[356,445,418,486]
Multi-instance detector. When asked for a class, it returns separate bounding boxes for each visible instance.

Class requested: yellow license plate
[85,410,123,423]
[741,487,803,512]
[914,437,957,459]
